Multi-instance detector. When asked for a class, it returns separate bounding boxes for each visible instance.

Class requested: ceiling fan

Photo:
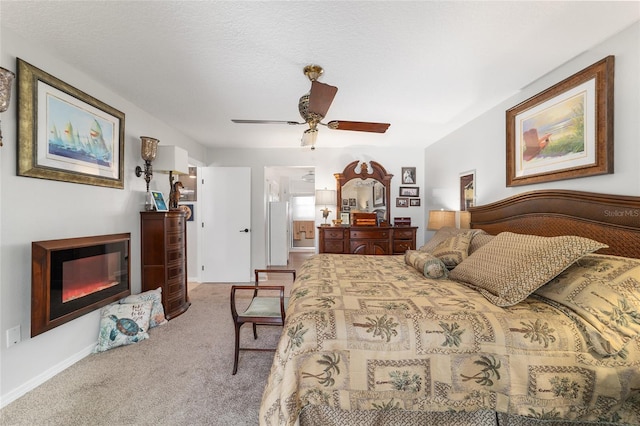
[231,65,390,149]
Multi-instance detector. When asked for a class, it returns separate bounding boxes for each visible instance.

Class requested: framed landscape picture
[506,56,613,187]
[17,59,125,189]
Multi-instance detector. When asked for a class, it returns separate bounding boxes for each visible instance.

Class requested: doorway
[264,166,315,266]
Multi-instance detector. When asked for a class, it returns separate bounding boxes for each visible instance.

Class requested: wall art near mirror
[17,59,125,189]
[459,170,475,211]
[506,56,613,187]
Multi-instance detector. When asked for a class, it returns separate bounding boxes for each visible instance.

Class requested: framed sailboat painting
[17,59,125,189]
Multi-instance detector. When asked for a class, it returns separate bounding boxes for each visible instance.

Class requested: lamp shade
[427,210,456,230]
[315,189,336,206]
[459,211,471,229]
[154,145,189,175]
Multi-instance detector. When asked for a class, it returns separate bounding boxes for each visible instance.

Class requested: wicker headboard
[469,190,640,259]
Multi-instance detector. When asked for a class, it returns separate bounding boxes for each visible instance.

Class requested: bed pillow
[469,232,495,255]
[428,231,474,269]
[120,287,167,328]
[448,232,607,307]
[405,250,449,279]
[534,254,640,356]
[95,301,153,353]
[419,227,483,253]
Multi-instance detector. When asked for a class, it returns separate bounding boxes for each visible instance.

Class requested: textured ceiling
[1,1,639,150]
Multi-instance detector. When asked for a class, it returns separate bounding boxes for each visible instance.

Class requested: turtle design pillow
[120,287,168,328]
[94,301,153,353]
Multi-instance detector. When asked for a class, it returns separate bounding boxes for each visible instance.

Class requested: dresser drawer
[167,277,185,297]
[167,262,185,280]
[166,289,186,312]
[351,229,389,239]
[394,229,415,239]
[323,229,346,239]
[324,240,346,253]
[393,241,414,254]
[167,215,184,231]
[167,248,184,265]
[166,231,184,247]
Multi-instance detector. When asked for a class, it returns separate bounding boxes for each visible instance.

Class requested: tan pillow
[448,232,607,307]
[404,250,449,279]
[534,254,640,356]
[469,233,494,255]
[418,227,463,253]
[429,232,474,269]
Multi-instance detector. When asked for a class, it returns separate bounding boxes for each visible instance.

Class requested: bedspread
[260,254,640,426]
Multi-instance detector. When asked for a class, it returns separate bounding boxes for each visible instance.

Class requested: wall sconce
[135,136,159,192]
[0,66,16,147]
[154,145,189,210]
[427,210,456,230]
[315,189,336,226]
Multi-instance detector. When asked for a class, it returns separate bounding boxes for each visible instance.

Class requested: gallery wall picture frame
[396,197,408,208]
[17,59,125,189]
[401,167,416,184]
[459,170,476,211]
[179,203,194,221]
[399,186,419,197]
[506,55,614,187]
[409,198,421,207]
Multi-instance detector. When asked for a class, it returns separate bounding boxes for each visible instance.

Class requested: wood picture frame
[396,197,408,207]
[401,167,416,184]
[409,198,421,207]
[506,56,614,187]
[459,170,475,211]
[17,59,125,189]
[399,186,419,197]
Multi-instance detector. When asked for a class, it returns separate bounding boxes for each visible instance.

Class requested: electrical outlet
[6,326,21,348]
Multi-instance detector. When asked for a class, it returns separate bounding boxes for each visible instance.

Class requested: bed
[260,190,640,426]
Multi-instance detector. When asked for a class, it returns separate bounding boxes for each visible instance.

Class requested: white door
[201,167,251,282]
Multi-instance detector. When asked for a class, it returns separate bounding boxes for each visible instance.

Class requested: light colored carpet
[0,283,284,426]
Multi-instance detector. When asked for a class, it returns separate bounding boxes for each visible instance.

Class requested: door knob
[239,228,249,233]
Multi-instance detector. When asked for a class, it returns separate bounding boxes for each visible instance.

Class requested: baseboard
[0,343,95,409]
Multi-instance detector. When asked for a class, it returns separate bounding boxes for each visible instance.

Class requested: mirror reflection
[340,178,386,219]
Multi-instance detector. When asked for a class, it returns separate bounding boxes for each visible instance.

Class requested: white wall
[205,146,427,271]
[424,23,640,221]
[0,29,207,406]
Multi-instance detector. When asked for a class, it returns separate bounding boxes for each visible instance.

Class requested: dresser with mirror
[318,161,417,255]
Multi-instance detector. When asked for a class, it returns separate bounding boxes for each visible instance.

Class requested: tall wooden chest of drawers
[140,211,190,319]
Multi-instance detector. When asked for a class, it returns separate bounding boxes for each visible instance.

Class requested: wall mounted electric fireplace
[32,233,131,337]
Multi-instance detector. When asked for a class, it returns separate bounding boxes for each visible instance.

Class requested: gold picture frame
[506,56,613,187]
[17,59,125,189]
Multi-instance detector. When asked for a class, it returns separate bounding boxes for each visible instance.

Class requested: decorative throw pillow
[534,254,640,356]
[94,301,153,353]
[448,232,607,307]
[469,232,495,255]
[404,250,449,279]
[429,232,474,269]
[120,287,167,328]
[419,227,469,253]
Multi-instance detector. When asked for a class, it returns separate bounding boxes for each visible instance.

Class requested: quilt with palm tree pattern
[260,253,640,426]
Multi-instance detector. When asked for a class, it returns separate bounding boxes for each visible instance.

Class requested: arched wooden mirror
[335,161,393,224]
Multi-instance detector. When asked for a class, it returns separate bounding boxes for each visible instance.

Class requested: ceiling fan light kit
[231,65,390,149]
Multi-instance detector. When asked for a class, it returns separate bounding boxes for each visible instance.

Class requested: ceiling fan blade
[231,119,304,125]
[326,120,390,133]
[308,81,338,117]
